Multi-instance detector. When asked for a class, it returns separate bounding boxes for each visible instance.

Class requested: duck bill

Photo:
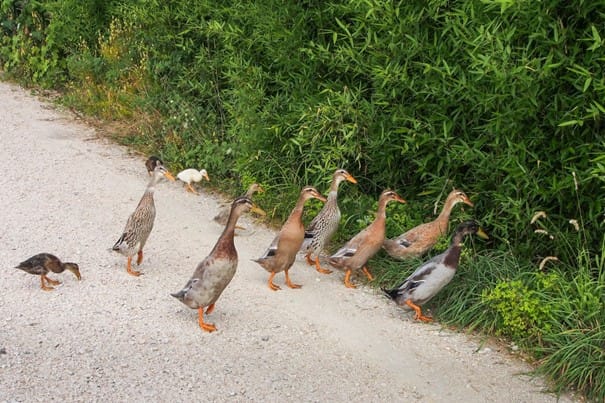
[316,194,328,203]
[476,228,489,240]
[163,171,176,181]
[396,195,407,204]
[203,173,210,181]
[251,205,267,216]
[463,197,474,207]
[71,269,82,280]
[346,174,358,184]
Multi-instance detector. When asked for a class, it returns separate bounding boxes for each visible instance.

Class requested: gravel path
[0,81,575,402]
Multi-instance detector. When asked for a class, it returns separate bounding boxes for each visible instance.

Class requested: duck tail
[381,286,399,300]
[112,233,126,251]
[170,289,186,302]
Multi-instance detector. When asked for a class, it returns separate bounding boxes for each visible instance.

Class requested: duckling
[300,169,357,274]
[177,168,210,195]
[145,156,163,176]
[253,186,326,291]
[112,164,175,276]
[328,190,406,288]
[383,189,473,259]
[15,253,81,291]
[213,183,266,229]
[383,220,488,322]
[171,197,255,332]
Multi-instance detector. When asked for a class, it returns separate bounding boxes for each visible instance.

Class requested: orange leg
[284,269,302,289]
[186,183,199,195]
[126,256,142,277]
[205,303,215,315]
[44,275,61,285]
[40,275,54,291]
[344,269,356,289]
[307,253,332,274]
[197,307,217,332]
[268,272,281,291]
[362,266,374,281]
[305,253,314,266]
[405,300,433,322]
[136,250,144,265]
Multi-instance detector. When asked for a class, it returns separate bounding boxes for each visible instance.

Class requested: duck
[112,164,175,276]
[213,183,266,229]
[145,156,163,176]
[383,220,488,322]
[383,189,474,259]
[177,168,210,195]
[15,253,81,291]
[171,197,256,332]
[328,189,406,288]
[253,186,326,291]
[300,169,357,274]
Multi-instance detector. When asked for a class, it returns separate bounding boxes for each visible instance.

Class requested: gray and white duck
[171,197,255,332]
[383,220,488,322]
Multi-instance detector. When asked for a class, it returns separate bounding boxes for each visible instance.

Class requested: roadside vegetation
[1,0,603,399]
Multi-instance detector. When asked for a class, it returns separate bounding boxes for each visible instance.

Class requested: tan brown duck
[383,189,473,259]
[15,253,81,291]
[213,183,266,230]
[112,164,175,276]
[328,189,406,288]
[383,220,488,322]
[171,197,255,332]
[253,186,326,291]
[300,169,357,274]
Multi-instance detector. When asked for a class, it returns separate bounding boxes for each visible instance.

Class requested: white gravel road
[0,81,575,402]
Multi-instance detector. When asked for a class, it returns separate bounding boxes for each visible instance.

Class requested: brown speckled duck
[329,190,406,288]
[112,164,175,276]
[300,169,357,274]
[253,186,326,291]
[213,183,266,229]
[383,189,473,259]
[15,253,81,291]
[383,220,488,322]
[171,197,255,332]
[145,156,163,176]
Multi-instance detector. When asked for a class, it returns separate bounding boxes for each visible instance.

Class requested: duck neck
[212,210,240,258]
[443,243,462,268]
[285,195,308,229]
[371,198,390,232]
[435,197,458,232]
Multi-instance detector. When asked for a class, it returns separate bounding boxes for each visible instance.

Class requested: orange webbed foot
[40,276,55,291]
[344,269,357,289]
[126,257,142,277]
[44,276,61,286]
[284,269,302,289]
[362,266,374,281]
[314,257,332,275]
[405,300,432,322]
[197,307,216,332]
[268,272,281,291]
